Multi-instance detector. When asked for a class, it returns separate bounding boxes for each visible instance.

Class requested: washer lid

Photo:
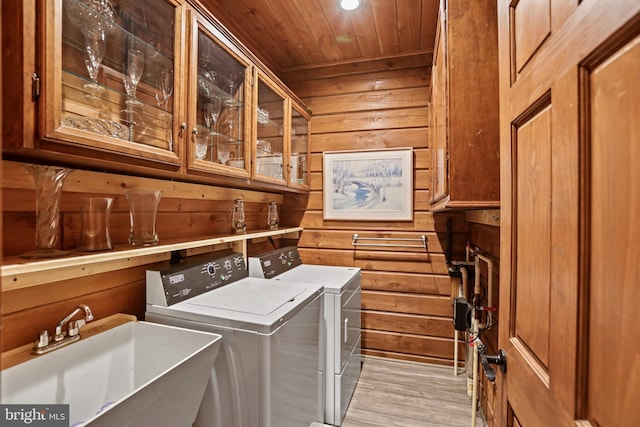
[274,265,361,293]
[187,279,304,315]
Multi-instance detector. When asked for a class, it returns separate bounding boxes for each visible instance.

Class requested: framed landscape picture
[323,148,413,221]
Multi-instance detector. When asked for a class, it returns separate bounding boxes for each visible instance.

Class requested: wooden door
[498,1,640,425]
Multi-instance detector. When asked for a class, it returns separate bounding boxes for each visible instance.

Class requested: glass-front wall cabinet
[290,104,310,188]
[254,71,286,184]
[9,0,310,191]
[187,11,250,178]
[50,0,181,165]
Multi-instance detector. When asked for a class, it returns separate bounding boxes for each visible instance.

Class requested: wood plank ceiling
[198,0,439,76]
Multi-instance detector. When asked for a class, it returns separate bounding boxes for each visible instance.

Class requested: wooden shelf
[1,227,302,292]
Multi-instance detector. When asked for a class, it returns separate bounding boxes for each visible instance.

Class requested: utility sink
[1,321,221,427]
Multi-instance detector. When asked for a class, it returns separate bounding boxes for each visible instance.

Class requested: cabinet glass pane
[61,0,176,150]
[256,80,284,180]
[195,30,246,168]
[290,107,308,185]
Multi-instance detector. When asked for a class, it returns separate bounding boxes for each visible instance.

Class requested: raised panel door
[498,0,640,425]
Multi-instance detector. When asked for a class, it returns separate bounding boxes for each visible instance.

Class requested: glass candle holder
[124,189,162,246]
[21,164,72,259]
[267,201,279,230]
[77,197,114,251]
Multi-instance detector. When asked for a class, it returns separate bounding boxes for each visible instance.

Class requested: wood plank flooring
[342,356,488,427]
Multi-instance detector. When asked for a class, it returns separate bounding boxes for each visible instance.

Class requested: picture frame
[323,148,413,221]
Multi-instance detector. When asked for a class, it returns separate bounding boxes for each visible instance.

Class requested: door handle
[344,318,348,344]
[479,347,506,382]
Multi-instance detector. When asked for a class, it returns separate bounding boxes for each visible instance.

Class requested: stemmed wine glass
[123,49,144,111]
[226,107,237,139]
[84,29,105,95]
[154,68,174,149]
[204,97,221,161]
[155,68,174,111]
[225,72,239,106]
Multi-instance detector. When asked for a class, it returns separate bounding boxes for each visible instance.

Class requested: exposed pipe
[460,265,469,301]
[471,248,494,328]
[453,265,470,376]
[471,326,480,427]
[469,247,494,427]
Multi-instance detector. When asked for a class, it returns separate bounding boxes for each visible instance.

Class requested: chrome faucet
[33,304,94,354]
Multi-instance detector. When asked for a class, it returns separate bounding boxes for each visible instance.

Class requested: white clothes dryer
[146,252,324,427]
[249,247,361,426]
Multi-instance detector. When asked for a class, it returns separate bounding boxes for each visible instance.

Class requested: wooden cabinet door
[430,9,447,204]
[252,69,287,186]
[289,102,310,189]
[39,0,183,167]
[498,0,639,425]
[185,8,251,180]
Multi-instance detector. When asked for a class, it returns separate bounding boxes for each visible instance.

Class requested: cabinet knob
[192,128,198,135]
[178,123,187,138]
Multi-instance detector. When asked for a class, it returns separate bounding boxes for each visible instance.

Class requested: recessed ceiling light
[340,0,360,11]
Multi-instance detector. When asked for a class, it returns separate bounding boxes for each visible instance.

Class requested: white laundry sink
[1,321,221,427]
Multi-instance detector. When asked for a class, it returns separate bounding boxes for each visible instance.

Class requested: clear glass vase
[21,165,72,259]
[77,197,114,251]
[125,189,162,246]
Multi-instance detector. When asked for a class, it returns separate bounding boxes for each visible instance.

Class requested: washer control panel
[146,253,248,306]
[248,246,302,279]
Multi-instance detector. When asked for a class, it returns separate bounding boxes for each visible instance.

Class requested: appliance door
[145,313,259,427]
[339,279,361,373]
[337,334,362,425]
[265,292,323,427]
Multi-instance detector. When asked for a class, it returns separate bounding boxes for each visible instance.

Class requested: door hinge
[32,73,41,100]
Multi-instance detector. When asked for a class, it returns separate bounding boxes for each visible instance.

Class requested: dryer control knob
[206,264,217,276]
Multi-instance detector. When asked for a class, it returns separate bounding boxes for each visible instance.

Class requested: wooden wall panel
[1,161,295,351]
[285,58,470,364]
[2,161,285,257]
[311,128,429,152]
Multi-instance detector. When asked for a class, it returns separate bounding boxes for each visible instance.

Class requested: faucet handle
[80,304,94,322]
[67,319,86,337]
[34,330,49,350]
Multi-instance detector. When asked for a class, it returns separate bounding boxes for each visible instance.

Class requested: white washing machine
[249,247,361,426]
[146,252,324,427]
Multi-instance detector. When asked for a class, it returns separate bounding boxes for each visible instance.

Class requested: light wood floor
[342,356,488,427]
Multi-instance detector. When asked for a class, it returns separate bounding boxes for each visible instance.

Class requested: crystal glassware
[124,49,144,108]
[206,97,221,130]
[225,71,239,106]
[217,141,231,165]
[21,165,72,259]
[66,0,117,36]
[84,29,105,93]
[194,134,208,160]
[205,97,222,160]
[155,68,174,111]
[226,107,237,140]
[77,197,114,251]
[124,189,162,246]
